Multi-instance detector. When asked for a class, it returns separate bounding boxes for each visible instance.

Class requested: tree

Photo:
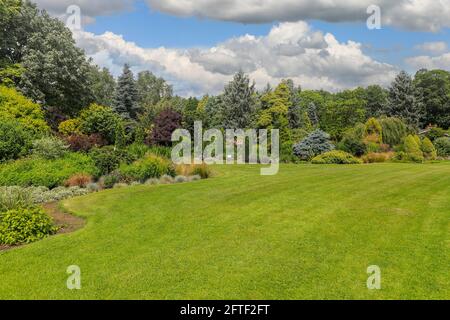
[182,97,199,134]
[364,85,388,118]
[79,104,122,144]
[89,65,116,107]
[379,117,408,147]
[413,69,450,129]
[18,9,93,116]
[221,71,256,129]
[293,129,335,161]
[387,71,424,129]
[307,102,319,127]
[114,64,140,120]
[137,70,172,107]
[151,108,182,146]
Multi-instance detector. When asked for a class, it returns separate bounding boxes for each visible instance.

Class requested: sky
[33,0,450,97]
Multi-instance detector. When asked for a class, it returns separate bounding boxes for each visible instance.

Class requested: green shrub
[403,135,424,163]
[365,118,383,144]
[32,136,69,160]
[58,119,81,136]
[379,117,408,147]
[99,172,121,189]
[126,143,150,161]
[0,186,33,212]
[0,120,32,162]
[0,153,99,188]
[0,206,57,245]
[421,137,437,160]
[312,150,363,164]
[426,127,446,142]
[434,137,450,157]
[0,86,49,136]
[362,152,393,163]
[90,146,129,176]
[146,145,172,159]
[79,103,122,144]
[119,155,173,182]
[191,163,212,179]
[338,124,366,157]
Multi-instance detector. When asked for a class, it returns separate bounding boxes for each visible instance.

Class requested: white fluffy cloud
[33,0,134,24]
[73,21,398,96]
[147,0,450,32]
[415,42,448,55]
[406,53,450,70]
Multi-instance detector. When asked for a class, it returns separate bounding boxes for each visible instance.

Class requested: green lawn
[0,164,449,300]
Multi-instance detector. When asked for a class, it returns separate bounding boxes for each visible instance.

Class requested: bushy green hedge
[0,206,57,245]
[0,153,99,188]
[312,150,363,164]
[435,137,450,157]
[119,155,175,182]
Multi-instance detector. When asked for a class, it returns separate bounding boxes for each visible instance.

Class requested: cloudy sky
[33,0,450,96]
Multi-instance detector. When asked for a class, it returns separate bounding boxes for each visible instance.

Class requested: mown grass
[0,163,449,300]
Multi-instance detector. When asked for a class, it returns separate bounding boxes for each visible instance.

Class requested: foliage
[387,71,424,128]
[365,118,383,144]
[379,117,409,147]
[293,129,335,161]
[0,85,49,135]
[221,71,256,129]
[99,173,121,190]
[414,69,450,129]
[175,176,188,183]
[0,62,24,87]
[0,153,99,188]
[311,150,362,164]
[151,108,182,146]
[32,136,69,160]
[90,146,128,176]
[402,135,424,163]
[88,65,116,107]
[0,206,57,245]
[0,119,33,162]
[338,124,366,157]
[114,64,139,119]
[362,152,394,163]
[137,70,173,108]
[119,155,174,182]
[19,8,93,116]
[58,119,81,136]
[434,137,450,158]
[0,186,33,212]
[421,137,437,160]
[64,174,93,188]
[64,134,106,153]
[363,85,388,118]
[425,127,447,142]
[79,103,122,144]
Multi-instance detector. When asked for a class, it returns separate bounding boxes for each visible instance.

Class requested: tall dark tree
[414,69,450,129]
[182,97,199,134]
[307,102,319,127]
[387,71,424,129]
[221,71,256,129]
[114,64,139,120]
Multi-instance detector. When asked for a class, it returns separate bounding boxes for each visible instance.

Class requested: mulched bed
[0,202,85,252]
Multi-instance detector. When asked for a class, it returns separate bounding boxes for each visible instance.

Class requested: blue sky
[35,0,450,95]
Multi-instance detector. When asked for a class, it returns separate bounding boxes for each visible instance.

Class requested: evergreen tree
[387,71,424,128]
[221,71,256,129]
[364,85,388,118]
[114,64,139,120]
[307,102,319,127]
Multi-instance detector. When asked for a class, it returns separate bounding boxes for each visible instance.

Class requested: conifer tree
[114,64,140,120]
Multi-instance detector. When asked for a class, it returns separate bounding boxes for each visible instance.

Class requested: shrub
[58,119,81,136]
[403,135,424,163]
[65,134,106,153]
[312,150,362,164]
[338,124,366,157]
[175,175,188,183]
[421,137,437,160]
[90,146,128,176]
[426,127,446,142]
[0,120,32,162]
[86,183,100,193]
[0,86,49,136]
[151,108,182,146]
[379,117,408,147]
[146,145,172,159]
[119,155,173,183]
[99,173,121,189]
[79,103,122,144]
[145,178,160,185]
[191,163,212,179]
[0,186,33,212]
[64,174,93,188]
[189,175,202,182]
[0,153,99,188]
[126,143,150,161]
[0,206,57,245]
[293,129,335,160]
[362,152,394,163]
[160,175,174,184]
[434,137,450,157]
[32,136,69,160]
[365,118,383,144]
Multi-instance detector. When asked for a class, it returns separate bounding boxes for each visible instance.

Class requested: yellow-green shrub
[58,119,81,136]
